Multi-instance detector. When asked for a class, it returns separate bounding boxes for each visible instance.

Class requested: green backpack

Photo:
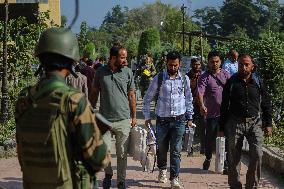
[16,81,92,189]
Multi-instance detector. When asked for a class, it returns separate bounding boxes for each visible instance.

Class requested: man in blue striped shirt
[143,51,194,189]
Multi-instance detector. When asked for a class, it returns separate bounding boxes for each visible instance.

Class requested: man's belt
[157,114,185,122]
[235,116,259,123]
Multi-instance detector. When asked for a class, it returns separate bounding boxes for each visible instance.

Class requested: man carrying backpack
[143,51,194,189]
[15,27,110,189]
[219,54,272,189]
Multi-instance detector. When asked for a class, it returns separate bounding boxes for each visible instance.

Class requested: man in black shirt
[219,54,272,189]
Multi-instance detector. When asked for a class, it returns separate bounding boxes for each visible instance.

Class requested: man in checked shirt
[143,51,194,189]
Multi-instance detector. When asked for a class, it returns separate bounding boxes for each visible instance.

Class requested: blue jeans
[156,117,186,180]
[205,117,220,160]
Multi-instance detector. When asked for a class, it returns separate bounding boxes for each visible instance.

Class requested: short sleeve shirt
[198,69,230,118]
[93,65,135,122]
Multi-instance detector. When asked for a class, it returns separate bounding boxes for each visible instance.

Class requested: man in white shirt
[222,49,239,76]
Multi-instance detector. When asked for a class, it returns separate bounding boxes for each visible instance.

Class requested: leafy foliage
[193,0,283,38]
[123,36,139,61]
[138,27,161,57]
[0,13,50,142]
[264,123,284,150]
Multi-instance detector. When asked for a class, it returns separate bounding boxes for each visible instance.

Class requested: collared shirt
[186,70,202,100]
[198,69,230,119]
[219,74,272,131]
[222,59,238,76]
[66,72,88,98]
[142,70,194,120]
[81,66,96,94]
[93,65,135,122]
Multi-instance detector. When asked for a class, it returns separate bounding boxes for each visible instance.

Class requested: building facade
[0,0,61,26]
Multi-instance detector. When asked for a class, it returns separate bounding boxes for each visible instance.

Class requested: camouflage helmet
[35,27,80,62]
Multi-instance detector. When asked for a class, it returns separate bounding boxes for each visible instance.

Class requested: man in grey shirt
[90,45,136,189]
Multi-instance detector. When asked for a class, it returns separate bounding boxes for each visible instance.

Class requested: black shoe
[203,159,211,170]
[117,182,126,189]
[102,174,112,189]
[223,166,228,175]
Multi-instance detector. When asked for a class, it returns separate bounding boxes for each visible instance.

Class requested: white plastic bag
[183,123,196,154]
[215,137,226,173]
[129,124,157,172]
[129,125,147,162]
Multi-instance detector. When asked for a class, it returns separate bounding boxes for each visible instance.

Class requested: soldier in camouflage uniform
[15,27,110,189]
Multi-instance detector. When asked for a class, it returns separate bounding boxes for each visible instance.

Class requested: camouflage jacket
[15,72,110,185]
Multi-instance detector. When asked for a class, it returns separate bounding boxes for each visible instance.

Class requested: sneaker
[117,182,126,189]
[102,174,112,189]
[158,169,168,183]
[170,177,182,189]
[203,159,211,170]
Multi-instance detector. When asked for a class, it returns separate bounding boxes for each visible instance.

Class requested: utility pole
[188,35,192,56]
[181,4,187,55]
[1,0,9,124]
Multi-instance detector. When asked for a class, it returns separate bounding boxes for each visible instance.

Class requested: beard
[167,69,178,76]
[238,70,250,78]
[114,60,123,69]
[193,67,201,73]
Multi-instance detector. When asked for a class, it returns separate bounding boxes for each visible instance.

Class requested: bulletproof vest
[17,81,76,189]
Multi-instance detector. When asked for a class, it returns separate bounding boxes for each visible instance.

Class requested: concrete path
[0,100,283,189]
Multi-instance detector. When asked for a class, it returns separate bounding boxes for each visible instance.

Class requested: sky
[60,0,223,33]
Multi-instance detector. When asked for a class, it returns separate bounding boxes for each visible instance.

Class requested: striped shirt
[143,70,194,120]
[66,72,88,98]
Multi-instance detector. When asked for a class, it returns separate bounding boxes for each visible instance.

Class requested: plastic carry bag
[129,124,157,172]
[183,123,196,154]
[215,137,226,173]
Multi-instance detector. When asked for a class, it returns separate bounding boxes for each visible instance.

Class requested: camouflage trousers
[225,115,263,189]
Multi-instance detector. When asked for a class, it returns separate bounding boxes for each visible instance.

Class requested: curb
[262,146,284,175]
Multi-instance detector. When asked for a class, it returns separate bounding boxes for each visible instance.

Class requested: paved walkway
[0,101,283,189]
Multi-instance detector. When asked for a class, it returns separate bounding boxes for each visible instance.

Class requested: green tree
[0,13,49,142]
[138,27,161,57]
[123,36,139,61]
[220,0,262,38]
[193,7,222,35]
[101,5,127,44]
[77,21,95,58]
[83,42,96,60]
